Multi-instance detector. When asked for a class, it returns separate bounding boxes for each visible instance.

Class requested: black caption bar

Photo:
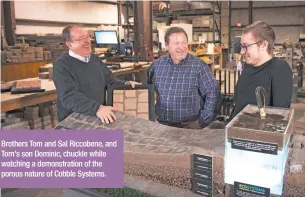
[231,138,278,155]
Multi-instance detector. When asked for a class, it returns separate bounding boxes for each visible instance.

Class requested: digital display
[94,31,118,45]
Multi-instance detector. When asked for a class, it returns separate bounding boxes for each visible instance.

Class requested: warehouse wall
[14,1,119,34]
[231,1,305,43]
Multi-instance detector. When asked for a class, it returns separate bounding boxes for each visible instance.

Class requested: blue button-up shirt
[148,53,220,125]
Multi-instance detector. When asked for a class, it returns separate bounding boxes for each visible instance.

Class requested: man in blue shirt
[147,27,220,129]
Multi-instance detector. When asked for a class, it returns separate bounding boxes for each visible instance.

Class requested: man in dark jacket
[53,25,139,123]
[231,21,293,119]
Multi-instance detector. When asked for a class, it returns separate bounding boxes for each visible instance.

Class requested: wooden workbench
[112,64,150,76]
[1,78,56,112]
[1,64,151,112]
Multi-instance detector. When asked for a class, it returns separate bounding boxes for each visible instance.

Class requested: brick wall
[113,90,150,120]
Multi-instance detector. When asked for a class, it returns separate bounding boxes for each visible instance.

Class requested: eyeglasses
[240,41,261,51]
[72,35,91,42]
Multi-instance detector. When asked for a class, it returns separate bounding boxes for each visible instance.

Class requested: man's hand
[125,81,141,88]
[96,105,117,124]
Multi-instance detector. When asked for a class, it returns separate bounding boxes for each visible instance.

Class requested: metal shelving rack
[121,0,134,41]
[152,1,221,43]
[228,1,305,54]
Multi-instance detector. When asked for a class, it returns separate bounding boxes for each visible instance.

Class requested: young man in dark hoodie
[230,21,293,119]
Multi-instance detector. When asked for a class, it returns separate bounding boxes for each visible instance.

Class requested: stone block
[129,145,146,153]
[41,115,51,122]
[124,98,137,110]
[5,118,21,124]
[103,121,121,129]
[138,91,148,102]
[130,118,145,127]
[113,94,124,103]
[2,121,29,130]
[138,103,148,113]
[125,90,137,98]
[25,106,39,112]
[138,137,156,144]
[24,111,39,119]
[124,134,141,142]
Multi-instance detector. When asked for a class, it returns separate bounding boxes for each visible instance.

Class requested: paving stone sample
[11,80,43,94]
[57,111,224,196]
[56,110,305,197]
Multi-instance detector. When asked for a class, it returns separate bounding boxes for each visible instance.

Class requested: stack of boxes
[192,16,212,28]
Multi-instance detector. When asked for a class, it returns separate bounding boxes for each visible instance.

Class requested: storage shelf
[154,10,220,18]
[232,24,304,28]
[16,19,118,27]
[231,5,305,10]
[153,27,214,33]
[152,1,221,44]
[193,27,214,32]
